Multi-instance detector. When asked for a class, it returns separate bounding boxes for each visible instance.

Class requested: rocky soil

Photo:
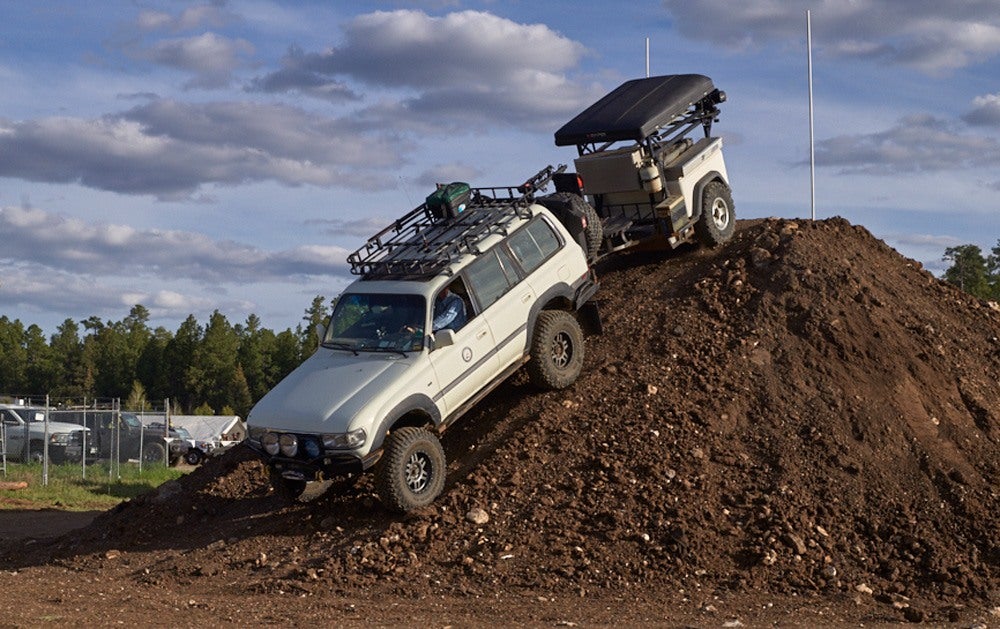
[1,217,998,627]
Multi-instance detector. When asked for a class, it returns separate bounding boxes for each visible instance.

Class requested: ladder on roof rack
[348,165,566,280]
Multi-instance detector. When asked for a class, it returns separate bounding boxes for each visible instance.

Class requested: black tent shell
[554,74,715,147]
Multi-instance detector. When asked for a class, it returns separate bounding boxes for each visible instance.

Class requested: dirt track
[1,218,998,626]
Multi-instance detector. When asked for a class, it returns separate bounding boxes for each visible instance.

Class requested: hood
[248,349,411,433]
[28,421,89,435]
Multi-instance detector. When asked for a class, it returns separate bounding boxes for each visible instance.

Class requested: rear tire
[527,310,585,390]
[376,427,446,513]
[142,442,166,465]
[696,181,735,246]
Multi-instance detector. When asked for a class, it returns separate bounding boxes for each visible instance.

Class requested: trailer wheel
[528,310,585,390]
[696,181,735,246]
[184,449,203,465]
[376,427,446,513]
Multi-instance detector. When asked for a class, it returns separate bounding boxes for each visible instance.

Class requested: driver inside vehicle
[432,281,467,332]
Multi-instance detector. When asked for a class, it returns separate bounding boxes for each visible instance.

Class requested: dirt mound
[6,218,1000,623]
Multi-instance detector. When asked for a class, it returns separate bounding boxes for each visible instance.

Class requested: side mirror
[314,322,326,343]
[433,329,455,349]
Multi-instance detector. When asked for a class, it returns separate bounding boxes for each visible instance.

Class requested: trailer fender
[691,171,728,221]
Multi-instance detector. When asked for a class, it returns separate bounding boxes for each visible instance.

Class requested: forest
[0,297,330,418]
[942,241,1000,300]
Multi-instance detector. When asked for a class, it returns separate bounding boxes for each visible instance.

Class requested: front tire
[696,181,735,246]
[27,441,45,464]
[376,427,446,513]
[269,469,307,502]
[527,310,585,390]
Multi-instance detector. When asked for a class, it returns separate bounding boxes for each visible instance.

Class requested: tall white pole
[807,10,816,221]
[645,37,650,78]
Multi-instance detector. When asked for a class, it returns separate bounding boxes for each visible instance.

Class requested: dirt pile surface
[2,217,998,626]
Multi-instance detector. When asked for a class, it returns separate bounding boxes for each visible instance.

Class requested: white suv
[247,167,598,512]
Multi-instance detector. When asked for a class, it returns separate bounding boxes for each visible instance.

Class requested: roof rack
[348,165,566,280]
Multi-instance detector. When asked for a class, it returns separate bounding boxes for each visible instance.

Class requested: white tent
[169,415,245,444]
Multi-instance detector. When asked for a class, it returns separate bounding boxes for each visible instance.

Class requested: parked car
[54,410,186,465]
[0,404,92,464]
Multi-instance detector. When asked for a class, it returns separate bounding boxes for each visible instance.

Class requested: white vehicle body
[247,174,598,511]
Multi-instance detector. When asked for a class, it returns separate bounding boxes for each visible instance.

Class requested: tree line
[0,296,330,418]
[942,241,1000,300]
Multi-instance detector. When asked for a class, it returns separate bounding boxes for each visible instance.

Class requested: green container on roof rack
[426,182,471,219]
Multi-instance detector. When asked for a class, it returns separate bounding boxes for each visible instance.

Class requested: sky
[2,1,1000,335]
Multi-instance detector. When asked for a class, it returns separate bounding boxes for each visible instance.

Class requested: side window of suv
[465,248,518,311]
[507,217,561,274]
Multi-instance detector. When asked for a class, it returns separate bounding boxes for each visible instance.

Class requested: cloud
[963,93,1000,126]
[136,5,235,33]
[814,114,1000,174]
[661,1,1000,73]
[137,32,254,89]
[247,47,360,102]
[304,217,393,239]
[249,10,601,130]
[0,205,351,283]
[0,100,403,199]
[415,163,484,188]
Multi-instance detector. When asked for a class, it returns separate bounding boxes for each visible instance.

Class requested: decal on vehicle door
[462,347,473,362]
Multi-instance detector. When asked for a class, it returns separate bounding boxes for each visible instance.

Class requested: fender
[525,282,576,349]
[370,393,441,454]
[690,171,728,221]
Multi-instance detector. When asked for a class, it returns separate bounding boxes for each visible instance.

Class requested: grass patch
[0,461,186,511]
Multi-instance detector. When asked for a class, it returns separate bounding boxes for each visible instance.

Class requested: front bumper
[246,438,379,481]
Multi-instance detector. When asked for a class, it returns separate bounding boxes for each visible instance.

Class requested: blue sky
[2,1,1000,335]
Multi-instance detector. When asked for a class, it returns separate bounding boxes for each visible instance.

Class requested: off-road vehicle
[247,166,599,512]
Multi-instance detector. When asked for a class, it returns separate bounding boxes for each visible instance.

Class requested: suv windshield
[323,293,426,353]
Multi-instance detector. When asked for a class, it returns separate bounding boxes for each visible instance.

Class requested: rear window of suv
[507,217,560,274]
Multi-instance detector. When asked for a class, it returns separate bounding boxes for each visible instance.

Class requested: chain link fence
[1,395,181,488]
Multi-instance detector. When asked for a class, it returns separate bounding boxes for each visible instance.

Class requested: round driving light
[261,432,280,456]
[279,433,298,457]
[302,438,321,459]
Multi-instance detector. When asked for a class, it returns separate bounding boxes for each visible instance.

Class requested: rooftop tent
[554,74,716,147]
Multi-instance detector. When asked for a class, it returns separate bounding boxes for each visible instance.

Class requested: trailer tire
[696,181,735,246]
[376,427,446,513]
[528,310,585,390]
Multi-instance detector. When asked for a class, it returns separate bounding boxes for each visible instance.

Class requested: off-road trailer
[549,73,735,257]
